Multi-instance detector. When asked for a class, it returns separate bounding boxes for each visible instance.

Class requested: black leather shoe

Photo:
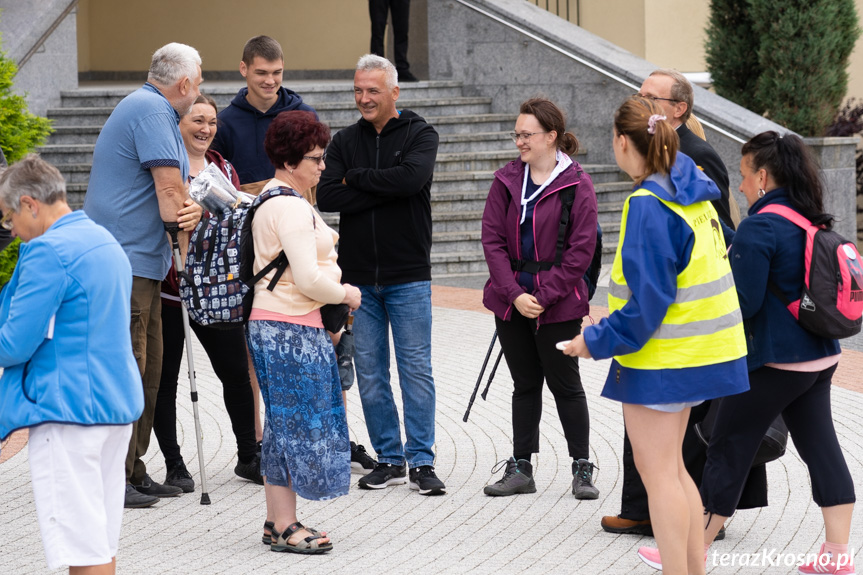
[133,474,182,498]
[124,484,158,508]
[398,70,419,82]
[235,455,264,485]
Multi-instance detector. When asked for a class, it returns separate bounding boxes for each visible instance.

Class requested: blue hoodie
[211,86,317,185]
[584,152,749,404]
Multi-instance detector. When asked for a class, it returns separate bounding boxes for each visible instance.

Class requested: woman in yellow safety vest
[563,96,748,575]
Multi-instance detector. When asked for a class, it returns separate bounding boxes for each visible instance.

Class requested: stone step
[44,117,519,149]
[431,250,488,276]
[593,180,634,202]
[430,230,483,254]
[38,144,94,165]
[46,96,495,128]
[437,131,514,153]
[313,96,494,123]
[43,114,521,151]
[47,126,103,146]
[60,81,467,108]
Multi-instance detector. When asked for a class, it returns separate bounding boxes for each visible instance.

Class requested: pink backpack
[759,204,863,339]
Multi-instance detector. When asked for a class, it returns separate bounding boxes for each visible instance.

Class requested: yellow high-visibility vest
[608,187,747,369]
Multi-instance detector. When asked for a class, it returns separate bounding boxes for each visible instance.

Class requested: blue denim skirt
[246,319,350,500]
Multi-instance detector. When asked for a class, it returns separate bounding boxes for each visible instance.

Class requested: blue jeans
[354,281,436,468]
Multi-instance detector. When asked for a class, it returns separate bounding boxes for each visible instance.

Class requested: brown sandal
[270,522,332,554]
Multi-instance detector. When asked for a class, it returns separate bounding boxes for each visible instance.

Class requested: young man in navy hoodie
[211,36,378,476]
[211,35,317,195]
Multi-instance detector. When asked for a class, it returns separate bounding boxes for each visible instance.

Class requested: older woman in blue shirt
[0,155,143,575]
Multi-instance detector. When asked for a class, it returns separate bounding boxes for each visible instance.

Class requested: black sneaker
[572,459,600,500]
[164,461,195,493]
[133,474,182,498]
[350,441,377,474]
[124,484,158,508]
[235,455,264,485]
[409,465,446,496]
[357,462,407,489]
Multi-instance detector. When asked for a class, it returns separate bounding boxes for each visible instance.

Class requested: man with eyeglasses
[601,68,767,539]
[318,54,445,496]
[636,68,734,227]
[211,35,317,196]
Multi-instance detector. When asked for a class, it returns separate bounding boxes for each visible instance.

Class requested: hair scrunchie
[647,114,667,135]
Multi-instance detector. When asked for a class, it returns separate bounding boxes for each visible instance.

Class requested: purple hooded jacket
[482,157,598,325]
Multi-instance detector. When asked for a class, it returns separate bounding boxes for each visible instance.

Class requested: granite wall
[0,0,78,117]
[427,0,858,240]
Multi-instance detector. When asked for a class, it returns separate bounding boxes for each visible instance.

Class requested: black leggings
[494,311,590,460]
[618,401,768,521]
[701,364,855,517]
[153,304,257,465]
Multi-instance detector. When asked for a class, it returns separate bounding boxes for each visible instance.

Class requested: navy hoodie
[211,86,317,185]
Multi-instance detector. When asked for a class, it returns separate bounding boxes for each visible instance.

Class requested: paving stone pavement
[2,287,863,574]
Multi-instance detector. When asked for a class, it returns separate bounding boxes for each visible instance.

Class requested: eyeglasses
[637,93,680,104]
[0,209,14,231]
[303,153,327,165]
[509,131,548,143]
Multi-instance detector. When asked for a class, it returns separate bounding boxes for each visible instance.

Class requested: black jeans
[153,304,257,466]
[495,311,590,460]
[701,364,855,517]
[618,401,768,520]
[369,0,411,73]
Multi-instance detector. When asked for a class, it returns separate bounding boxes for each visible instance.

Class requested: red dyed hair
[264,111,331,170]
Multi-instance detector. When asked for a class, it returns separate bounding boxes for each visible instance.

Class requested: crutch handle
[163,221,181,247]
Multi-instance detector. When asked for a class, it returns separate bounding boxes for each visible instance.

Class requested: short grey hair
[649,68,694,123]
[148,43,202,86]
[356,53,398,90]
[0,154,66,211]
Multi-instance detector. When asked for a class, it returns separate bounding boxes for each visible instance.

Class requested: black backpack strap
[767,280,792,306]
[510,175,579,274]
[554,186,576,266]
[242,186,307,292]
[248,251,289,292]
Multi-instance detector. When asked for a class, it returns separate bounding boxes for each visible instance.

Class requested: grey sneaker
[572,459,599,500]
[483,457,536,496]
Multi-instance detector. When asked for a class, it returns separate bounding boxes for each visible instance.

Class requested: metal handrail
[17,0,79,70]
[453,0,746,144]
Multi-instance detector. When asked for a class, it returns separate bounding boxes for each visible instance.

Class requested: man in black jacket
[318,54,445,495]
[601,68,766,537]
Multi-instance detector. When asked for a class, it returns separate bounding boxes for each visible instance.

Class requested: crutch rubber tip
[200,493,211,505]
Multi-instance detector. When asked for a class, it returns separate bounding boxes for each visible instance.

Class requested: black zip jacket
[317,110,439,285]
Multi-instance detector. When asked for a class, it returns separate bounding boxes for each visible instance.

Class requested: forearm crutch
[165,223,211,505]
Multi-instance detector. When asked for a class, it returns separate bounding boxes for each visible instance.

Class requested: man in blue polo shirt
[85,42,202,509]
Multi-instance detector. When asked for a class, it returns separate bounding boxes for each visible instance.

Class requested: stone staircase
[38,80,628,279]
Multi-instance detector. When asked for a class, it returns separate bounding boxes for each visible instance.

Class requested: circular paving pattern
[1,303,862,574]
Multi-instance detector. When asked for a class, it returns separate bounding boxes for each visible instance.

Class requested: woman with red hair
[247,111,361,554]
